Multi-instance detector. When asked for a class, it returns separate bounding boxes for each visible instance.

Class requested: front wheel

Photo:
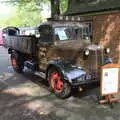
[47,68,71,99]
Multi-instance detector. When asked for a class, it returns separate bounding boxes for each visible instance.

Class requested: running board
[34,72,46,79]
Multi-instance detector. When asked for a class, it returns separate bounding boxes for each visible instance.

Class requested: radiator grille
[85,49,104,78]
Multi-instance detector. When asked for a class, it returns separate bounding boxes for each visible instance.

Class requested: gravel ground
[0,46,120,120]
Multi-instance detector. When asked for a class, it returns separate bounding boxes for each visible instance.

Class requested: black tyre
[47,68,71,99]
[11,52,24,73]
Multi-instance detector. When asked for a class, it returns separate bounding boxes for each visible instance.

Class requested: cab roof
[35,17,89,29]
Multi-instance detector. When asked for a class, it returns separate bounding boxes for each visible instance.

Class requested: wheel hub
[50,72,64,93]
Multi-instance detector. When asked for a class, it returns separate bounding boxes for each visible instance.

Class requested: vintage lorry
[3,16,112,98]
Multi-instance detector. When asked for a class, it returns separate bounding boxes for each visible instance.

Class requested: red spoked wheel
[50,72,64,93]
[48,68,71,99]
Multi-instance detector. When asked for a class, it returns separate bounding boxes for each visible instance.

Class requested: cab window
[54,24,91,41]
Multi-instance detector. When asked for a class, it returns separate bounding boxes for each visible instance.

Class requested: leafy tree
[5,0,44,27]
[60,0,68,14]
[2,0,68,27]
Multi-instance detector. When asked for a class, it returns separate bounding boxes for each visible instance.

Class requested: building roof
[65,0,120,15]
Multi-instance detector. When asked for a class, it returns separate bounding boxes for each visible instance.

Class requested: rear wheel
[11,52,24,73]
[47,68,71,99]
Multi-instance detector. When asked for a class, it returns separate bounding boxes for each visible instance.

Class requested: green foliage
[4,0,68,27]
[5,0,44,27]
[0,19,6,27]
[60,0,68,14]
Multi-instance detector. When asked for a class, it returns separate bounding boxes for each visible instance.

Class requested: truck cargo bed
[6,35,37,54]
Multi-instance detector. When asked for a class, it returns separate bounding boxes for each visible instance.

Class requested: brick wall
[93,12,120,63]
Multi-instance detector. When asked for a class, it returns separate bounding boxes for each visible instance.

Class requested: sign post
[99,63,120,105]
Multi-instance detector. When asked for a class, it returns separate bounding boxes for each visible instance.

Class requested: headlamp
[85,49,89,56]
[105,48,110,53]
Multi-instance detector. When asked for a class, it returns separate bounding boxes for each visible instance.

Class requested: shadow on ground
[0,71,120,120]
[0,90,61,120]
[22,71,100,101]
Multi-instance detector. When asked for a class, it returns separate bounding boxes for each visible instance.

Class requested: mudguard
[47,58,112,85]
[47,60,86,84]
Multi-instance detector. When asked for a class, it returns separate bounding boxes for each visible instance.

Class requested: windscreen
[54,25,90,41]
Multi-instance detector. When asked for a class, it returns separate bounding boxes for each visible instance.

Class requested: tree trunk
[51,0,60,17]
